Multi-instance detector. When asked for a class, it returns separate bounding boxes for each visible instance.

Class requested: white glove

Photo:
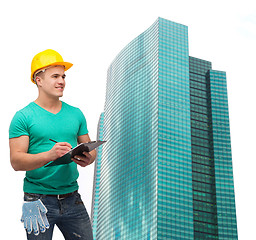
[21,199,50,235]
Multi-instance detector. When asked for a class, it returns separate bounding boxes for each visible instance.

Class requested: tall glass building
[91,112,104,238]
[91,17,237,240]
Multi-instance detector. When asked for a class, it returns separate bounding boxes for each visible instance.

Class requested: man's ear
[35,76,42,87]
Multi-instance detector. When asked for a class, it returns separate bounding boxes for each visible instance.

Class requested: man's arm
[72,134,97,167]
[9,136,72,171]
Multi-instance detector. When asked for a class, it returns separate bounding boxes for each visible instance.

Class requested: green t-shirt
[9,101,88,195]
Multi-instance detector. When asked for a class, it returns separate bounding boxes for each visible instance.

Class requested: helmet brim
[31,61,73,83]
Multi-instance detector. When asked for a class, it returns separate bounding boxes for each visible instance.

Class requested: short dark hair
[35,70,45,79]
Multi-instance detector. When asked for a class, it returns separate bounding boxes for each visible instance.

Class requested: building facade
[91,112,104,238]
[91,18,237,239]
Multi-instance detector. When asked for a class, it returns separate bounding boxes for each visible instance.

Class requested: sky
[1,0,255,239]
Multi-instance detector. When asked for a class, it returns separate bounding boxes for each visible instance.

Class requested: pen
[49,139,74,151]
[49,139,80,160]
[49,138,79,160]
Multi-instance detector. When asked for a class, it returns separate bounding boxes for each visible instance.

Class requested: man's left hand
[72,152,93,167]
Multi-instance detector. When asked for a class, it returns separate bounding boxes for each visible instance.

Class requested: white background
[1,0,255,239]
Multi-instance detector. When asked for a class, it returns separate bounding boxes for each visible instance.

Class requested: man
[9,49,95,239]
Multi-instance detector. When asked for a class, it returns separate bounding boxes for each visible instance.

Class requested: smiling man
[9,49,95,239]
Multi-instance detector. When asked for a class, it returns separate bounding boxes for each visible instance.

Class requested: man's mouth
[56,87,64,90]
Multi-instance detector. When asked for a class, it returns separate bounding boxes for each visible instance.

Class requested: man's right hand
[47,142,72,161]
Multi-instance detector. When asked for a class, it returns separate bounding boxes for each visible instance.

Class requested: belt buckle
[57,194,65,200]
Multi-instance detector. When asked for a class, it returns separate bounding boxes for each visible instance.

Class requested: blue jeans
[24,192,93,240]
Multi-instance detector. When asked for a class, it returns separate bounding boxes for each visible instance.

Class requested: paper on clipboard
[45,140,106,167]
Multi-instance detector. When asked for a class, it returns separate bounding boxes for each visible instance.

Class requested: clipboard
[45,140,106,167]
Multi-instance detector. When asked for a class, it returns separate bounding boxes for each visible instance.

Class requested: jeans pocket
[75,193,84,206]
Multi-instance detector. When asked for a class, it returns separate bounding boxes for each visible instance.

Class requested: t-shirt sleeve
[9,111,29,139]
[77,109,89,136]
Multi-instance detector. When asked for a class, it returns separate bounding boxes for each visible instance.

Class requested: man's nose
[57,76,65,84]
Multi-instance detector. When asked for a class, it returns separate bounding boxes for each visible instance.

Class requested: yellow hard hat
[31,49,73,83]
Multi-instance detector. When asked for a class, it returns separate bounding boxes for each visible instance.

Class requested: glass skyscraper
[91,112,104,239]
[91,17,237,240]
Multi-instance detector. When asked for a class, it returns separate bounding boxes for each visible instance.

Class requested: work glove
[21,199,50,235]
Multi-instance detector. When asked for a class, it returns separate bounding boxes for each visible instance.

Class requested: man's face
[37,66,66,98]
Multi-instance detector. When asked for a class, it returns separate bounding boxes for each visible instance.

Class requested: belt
[24,190,78,201]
